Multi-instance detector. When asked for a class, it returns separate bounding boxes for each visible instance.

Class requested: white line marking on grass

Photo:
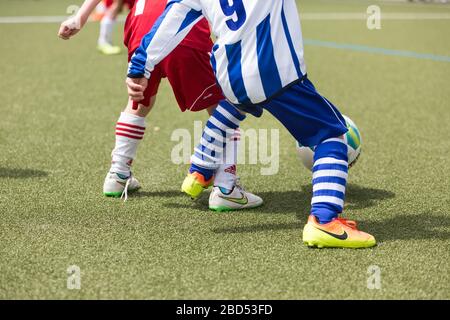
[1,15,448,63]
[304,39,450,63]
[1,13,450,24]
[302,12,450,20]
[0,16,126,24]
[0,16,67,24]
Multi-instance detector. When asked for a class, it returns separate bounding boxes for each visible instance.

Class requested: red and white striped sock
[110,112,146,176]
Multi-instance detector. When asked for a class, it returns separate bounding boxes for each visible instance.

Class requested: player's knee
[206,105,218,116]
[125,97,155,117]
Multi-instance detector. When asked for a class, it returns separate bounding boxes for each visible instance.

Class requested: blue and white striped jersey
[128,0,307,106]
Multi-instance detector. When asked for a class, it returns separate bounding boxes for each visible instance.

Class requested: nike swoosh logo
[316,228,348,240]
[218,193,248,205]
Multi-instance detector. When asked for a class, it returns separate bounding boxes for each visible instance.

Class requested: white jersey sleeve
[129,0,307,106]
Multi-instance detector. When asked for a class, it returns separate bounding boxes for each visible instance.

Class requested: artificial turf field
[0,0,449,299]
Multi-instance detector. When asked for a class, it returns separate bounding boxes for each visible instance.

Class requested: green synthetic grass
[0,0,449,299]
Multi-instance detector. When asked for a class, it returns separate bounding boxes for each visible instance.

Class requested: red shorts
[124,0,222,111]
[134,45,224,111]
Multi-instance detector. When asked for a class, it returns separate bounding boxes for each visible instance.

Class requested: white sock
[110,112,146,176]
[98,16,115,45]
[214,129,240,191]
[95,2,106,14]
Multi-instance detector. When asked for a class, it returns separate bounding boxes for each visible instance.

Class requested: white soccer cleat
[209,182,263,212]
[103,172,141,199]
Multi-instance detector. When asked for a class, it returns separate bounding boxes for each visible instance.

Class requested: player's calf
[303,136,376,248]
[182,101,244,198]
[105,107,147,199]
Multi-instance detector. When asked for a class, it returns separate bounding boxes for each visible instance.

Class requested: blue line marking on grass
[304,39,450,63]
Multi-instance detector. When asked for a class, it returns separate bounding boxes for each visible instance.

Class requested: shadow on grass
[213,213,450,242]
[134,185,450,242]
[362,214,450,242]
[161,183,395,215]
[213,222,304,234]
[345,184,396,210]
[0,167,48,179]
[133,190,184,198]
[207,184,398,236]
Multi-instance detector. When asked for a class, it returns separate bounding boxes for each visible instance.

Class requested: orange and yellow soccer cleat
[181,171,214,199]
[302,215,376,249]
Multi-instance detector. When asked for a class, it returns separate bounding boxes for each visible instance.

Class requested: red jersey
[124,0,213,56]
[104,0,135,9]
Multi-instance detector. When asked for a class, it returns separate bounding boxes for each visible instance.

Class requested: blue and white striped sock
[311,137,348,224]
[190,101,246,177]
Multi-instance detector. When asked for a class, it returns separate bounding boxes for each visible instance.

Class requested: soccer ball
[296,115,362,171]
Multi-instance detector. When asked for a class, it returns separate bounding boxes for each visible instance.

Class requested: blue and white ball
[296,115,362,171]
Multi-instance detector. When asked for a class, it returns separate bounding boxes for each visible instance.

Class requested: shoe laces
[336,217,358,229]
[234,177,245,191]
[120,178,131,202]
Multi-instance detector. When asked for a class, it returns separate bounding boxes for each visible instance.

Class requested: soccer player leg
[264,79,375,248]
[203,105,239,192]
[97,0,121,54]
[181,101,246,199]
[213,129,239,192]
[200,109,262,210]
[104,68,161,198]
[305,139,375,248]
[209,128,263,212]
[164,45,262,207]
[310,137,348,225]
